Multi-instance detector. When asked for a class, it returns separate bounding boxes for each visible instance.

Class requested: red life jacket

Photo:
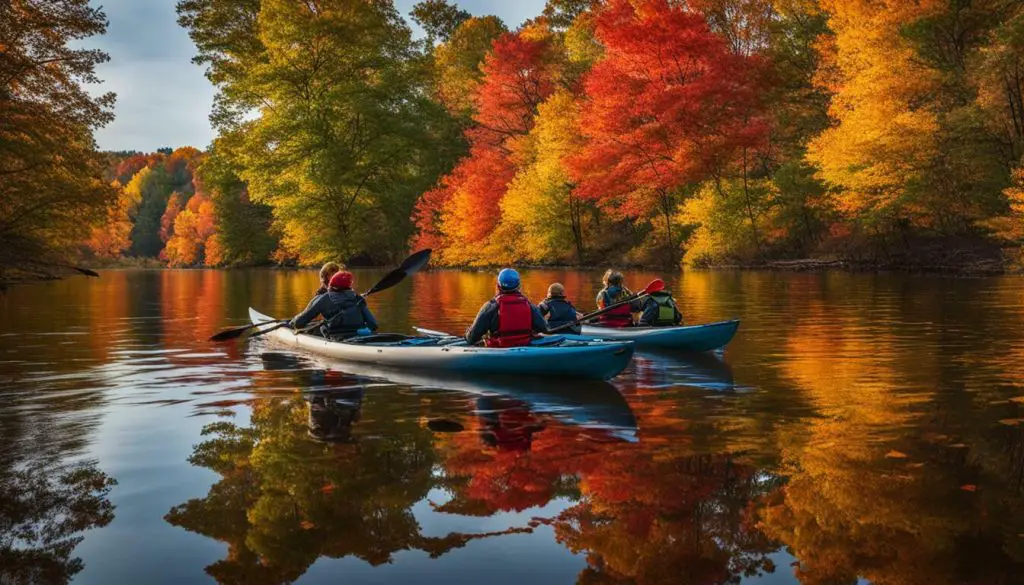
[487,292,534,348]
[597,289,633,328]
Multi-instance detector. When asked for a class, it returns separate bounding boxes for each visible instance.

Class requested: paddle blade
[427,418,464,433]
[363,267,406,297]
[209,320,282,342]
[73,267,100,277]
[398,248,432,274]
[641,278,665,295]
[363,249,433,297]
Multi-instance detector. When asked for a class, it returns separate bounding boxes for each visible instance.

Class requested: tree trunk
[741,148,762,256]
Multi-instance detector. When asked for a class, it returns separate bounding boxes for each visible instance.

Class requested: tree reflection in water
[0,459,116,584]
[165,369,536,584]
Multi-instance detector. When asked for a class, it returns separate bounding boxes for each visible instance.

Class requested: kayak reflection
[629,350,736,392]
[260,350,638,443]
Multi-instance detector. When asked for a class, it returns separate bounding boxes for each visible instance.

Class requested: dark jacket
[538,296,581,334]
[638,293,683,326]
[291,289,378,338]
[466,294,549,345]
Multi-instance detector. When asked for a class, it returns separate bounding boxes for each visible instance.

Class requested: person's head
[496,268,520,292]
[328,271,353,291]
[319,262,343,286]
[547,283,565,298]
[602,269,624,288]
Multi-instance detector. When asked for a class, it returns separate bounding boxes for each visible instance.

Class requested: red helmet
[328,271,353,290]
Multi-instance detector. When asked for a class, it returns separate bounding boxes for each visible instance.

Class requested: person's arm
[595,290,607,310]
[291,295,326,328]
[359,299,379,331]
[538,301,550,317]
[531,304,550,334]
[465,302,496,345]
[638,299,658,326]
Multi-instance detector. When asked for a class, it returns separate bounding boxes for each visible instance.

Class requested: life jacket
[648,291,680,326]
[322,289,368,337]
[487,292,534,348]
[597,287,633,328]
[540,296,578,330]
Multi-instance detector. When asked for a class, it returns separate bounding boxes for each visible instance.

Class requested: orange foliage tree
[568,0,770,265]
[163,192,218,267]
[412,28,562,265]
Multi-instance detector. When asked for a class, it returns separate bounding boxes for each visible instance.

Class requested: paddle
[209,249,432,342]
[546,278,665,334]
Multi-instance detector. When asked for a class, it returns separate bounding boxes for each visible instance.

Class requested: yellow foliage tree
[808,0,945,223]
[499,89,589,263]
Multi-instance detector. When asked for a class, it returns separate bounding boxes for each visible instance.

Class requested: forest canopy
[10,0,1024,274]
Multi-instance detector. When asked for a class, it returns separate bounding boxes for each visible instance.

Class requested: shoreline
[3,255,1020,291]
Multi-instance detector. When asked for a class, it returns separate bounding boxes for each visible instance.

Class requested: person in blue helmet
[465,268,549,347]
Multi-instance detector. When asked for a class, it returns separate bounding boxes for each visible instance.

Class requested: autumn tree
[569,0,770,266]
[412,26,563,265]
[430,15,508,118]
[179,0,461,265]
[410,0,471,46]
[0,0,118,282]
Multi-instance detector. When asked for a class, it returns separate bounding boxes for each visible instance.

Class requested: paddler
[465,268,549,347]
[638,289,683,326]
[538,283,583,334]
[594,269,643,327]
[291,271,378,339]
[314,261,343,296]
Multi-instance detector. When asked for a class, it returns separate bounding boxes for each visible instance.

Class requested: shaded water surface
[2,269,1024,585]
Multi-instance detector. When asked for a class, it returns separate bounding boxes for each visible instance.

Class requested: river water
[1,268,1023,585]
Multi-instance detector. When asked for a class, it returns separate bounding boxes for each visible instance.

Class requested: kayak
[576,319,740,352]
[249,308,635,380]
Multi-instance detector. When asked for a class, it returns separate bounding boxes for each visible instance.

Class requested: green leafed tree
[179,0,461,265]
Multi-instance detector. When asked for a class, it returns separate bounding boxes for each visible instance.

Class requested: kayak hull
[577,319,740,352]
[249,308,634,380]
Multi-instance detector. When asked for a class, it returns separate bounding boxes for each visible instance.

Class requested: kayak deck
[249,308,634,380]
[576,319,740,352]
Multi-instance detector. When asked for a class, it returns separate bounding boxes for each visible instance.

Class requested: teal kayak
[249,308,635,380]
[575,319,740,351]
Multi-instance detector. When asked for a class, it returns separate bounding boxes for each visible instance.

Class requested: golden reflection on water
[2,269,1024,584]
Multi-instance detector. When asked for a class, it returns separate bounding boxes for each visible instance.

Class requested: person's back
[595,270,637,328]
[639,290,683,326]
[466,269,549,347]
[291,271,378,339]
[539,283,581,334]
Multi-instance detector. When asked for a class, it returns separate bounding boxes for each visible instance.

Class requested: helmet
[329,271,353,290]
[496,268,520,291]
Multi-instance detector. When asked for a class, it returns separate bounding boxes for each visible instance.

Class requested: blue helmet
[497,268,520,291]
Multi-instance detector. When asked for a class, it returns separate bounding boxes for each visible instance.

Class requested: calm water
[2,268,1024,585]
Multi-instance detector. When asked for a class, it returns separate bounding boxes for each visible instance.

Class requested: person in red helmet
[290,271,378,339]
[465,268,549,347]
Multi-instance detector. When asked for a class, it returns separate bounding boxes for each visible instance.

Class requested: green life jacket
[649,291,678,326]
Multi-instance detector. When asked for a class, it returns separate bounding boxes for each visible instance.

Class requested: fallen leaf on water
[960,484,978,492]
[908,462,925,468]
[999,419,1024,426]
[320,484,335,494]
[885,450,908,459]
[948,443,968,449]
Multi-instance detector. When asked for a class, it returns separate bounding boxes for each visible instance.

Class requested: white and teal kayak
[575,319,740,352]
[249,308,635,380]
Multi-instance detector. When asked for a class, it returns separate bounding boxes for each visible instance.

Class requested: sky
[87,0,546,153]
